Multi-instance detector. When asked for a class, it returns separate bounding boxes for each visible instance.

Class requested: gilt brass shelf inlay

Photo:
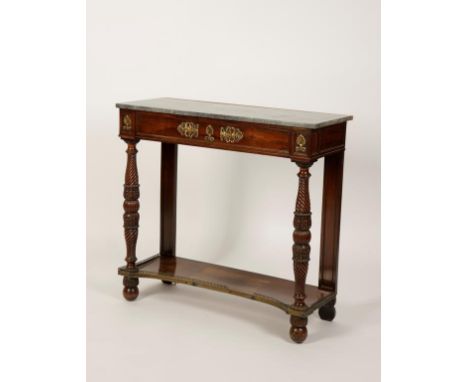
[296,134,306,152]
[220,126,243,143]
[205,125,214,142]
[177,122,199,139]
[122,114,132,131]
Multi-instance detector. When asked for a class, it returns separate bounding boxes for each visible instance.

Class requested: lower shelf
[118,255,335,317]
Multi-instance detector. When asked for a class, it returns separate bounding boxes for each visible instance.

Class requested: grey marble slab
[116,98,352,129]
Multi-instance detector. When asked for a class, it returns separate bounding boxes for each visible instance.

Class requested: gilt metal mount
[177,122,199,139]
[205,125,215,142]
[295,134,306,152]
[122,115,132,131]
[220,126,243,143]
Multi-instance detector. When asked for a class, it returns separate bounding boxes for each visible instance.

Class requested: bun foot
[161,280,174,285]
[318,300,336,321]
[289,316,308,343]
[123,276,139,301]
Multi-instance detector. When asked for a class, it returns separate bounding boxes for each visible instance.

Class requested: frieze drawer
[133,111,292,158]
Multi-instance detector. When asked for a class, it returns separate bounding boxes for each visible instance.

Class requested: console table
[116,98,352,343]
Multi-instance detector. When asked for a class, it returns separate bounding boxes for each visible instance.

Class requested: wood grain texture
[159,142,178,285]
[160,143,178,258]
[136,111,291,158]
[319,151,345,293]
[118,255,335,317]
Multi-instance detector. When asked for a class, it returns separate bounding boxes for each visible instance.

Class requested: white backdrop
[87,1,380,381]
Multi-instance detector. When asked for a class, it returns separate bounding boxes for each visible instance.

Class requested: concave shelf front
[118,255,335,317]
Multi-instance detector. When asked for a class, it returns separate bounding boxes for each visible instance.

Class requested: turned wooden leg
[160,143,178,285]
[122,139,140,301]
[290,316,308,344]
[318,151,344,321]
[290,161,314,343]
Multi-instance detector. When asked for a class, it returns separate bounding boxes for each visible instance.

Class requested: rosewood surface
[118,255,336,317]
[117,97,352,343]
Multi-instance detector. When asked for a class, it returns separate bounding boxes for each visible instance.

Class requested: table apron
[119,109,346,160]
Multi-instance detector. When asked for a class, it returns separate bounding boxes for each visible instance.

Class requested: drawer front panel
[135,111,291,158]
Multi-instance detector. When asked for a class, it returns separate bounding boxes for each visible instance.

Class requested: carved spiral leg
[122,140,140,301]
[290,162,313,343]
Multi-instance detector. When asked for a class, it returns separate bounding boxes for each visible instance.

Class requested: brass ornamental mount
[220,126,244,143]
[295,134,306,152]
[177,122,199,139]
[122,114,132,131]
[176,123,243,143]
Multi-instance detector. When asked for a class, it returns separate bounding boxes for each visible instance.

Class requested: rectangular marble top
[116,98,352,129]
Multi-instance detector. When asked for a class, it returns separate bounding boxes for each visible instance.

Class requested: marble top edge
[116,97,353,129]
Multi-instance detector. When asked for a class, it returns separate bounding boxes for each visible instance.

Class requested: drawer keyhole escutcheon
[205,125,214,142]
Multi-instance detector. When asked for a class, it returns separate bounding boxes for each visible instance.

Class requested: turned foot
[289,316,308,343]
[318,299,336,321]
[161,280,174,285]
[123,277,139,301]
